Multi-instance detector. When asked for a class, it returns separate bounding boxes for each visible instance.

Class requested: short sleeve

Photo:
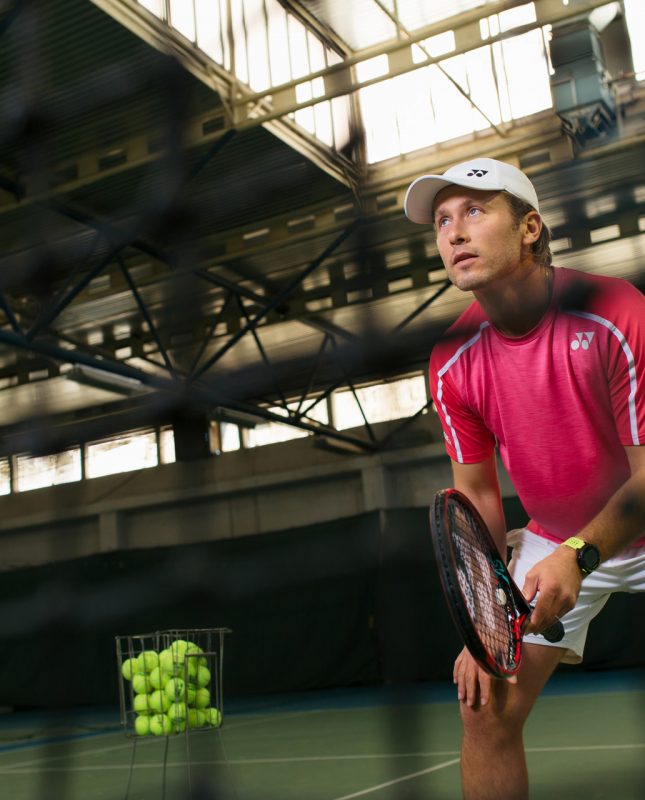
[429,354,495,464]
[603,281,645,446]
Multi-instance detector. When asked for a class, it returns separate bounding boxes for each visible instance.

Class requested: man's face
[433,185,527,292]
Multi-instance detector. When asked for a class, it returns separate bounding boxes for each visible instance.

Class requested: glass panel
[624,0,645,80]
[0,458,10,495]
[86,431,158,479]
[14,449,82,492]
[267,0,291,84]
[220,421,241,452]
[159,427,176,464]
[139,0,164,17]
[195,0,225,64]
[499,29,551,119]
[244,400,328,448]
[232,0,249,84]
[333,376,427,430]
[245,0,271,91]
[169,0,196,41]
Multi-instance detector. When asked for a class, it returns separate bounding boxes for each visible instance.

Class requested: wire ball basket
[115,628,231,739]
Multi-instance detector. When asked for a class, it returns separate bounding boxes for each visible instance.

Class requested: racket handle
[527,605,565,643]
[541,619,565,643]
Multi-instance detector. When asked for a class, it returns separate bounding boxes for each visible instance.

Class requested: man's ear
[522,211,542,246]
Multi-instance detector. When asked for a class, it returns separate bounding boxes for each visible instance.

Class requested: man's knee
[460,690,529,744]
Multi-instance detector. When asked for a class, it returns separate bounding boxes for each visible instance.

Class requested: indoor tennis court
[1,672,643,800]
[1,2,644,800]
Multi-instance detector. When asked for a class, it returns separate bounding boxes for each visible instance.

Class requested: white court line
[330,759,461,800]
[0,711,318,771]
[1,743,643,776]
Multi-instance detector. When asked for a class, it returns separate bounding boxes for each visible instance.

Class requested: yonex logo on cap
[467,169,488,177]
[571,332,595,351]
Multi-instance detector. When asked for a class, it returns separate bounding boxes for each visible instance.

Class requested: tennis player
[405,157,645,799]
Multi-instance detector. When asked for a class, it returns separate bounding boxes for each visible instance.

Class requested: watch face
[579,545,601,573]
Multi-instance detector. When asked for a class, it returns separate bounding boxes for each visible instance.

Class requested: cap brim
[404,173,513,224]
[403,175,454,224]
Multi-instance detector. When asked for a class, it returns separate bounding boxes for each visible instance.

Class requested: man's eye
[467,207,481,217]
[438,217,449,227]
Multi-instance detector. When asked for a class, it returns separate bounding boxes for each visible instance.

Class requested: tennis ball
[121,658,137,681]
[137,651,160,673]
[159,649,177,675]
[149,690,170,713]
[133,694,153,715]
[187,708,206,729]
[185,684,197,706]
[149,714,173,737]
[165,677,185,701]
[167,702,187,725]
[172,719,187,733]
[132,673,153,694]
[149,667,170,691]
[134,715,151,736]
[171,640,190,657]
[203,708,221,728]
[194,688,210,709]
[194,666,211,688]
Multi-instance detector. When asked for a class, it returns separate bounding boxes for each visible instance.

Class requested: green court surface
[0,672,643,800]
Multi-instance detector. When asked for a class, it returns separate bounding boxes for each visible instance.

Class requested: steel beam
[0,326,376,452]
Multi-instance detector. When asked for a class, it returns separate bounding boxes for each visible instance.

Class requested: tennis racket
[430,488,564,678]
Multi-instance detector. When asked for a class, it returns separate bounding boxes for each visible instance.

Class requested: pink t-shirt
[429,267,645,546]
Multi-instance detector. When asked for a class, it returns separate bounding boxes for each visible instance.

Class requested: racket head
[430,488,530,678]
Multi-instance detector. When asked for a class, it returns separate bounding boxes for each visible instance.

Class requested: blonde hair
[503,192,552,266]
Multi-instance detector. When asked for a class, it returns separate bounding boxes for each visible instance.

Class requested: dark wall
[0,502,643,708]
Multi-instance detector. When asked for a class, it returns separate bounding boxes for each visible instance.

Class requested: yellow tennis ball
[149,690,170,713]
[132,673,153,694]
[134,716,151,736]
[165,677,185,701]
[194,688,210,709]
[203,708,221,728]
[121,658,137,681]
[194,666,211,688]
[133,694,153,715]
[185,684,197,706]
[149,667,170,691]
[187,708,206,729]
[149,714,173,736]
[137,651,160,673]
[168,702,187,726]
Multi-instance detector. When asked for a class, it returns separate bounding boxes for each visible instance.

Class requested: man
[404,157,645,799]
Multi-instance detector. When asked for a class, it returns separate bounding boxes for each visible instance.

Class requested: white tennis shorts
[507,529,645,664]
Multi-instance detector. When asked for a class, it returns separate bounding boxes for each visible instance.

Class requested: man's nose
[448,222,467,245]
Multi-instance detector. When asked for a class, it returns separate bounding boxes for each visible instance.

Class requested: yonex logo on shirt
[467,169,488,177]
[570,332,595,351]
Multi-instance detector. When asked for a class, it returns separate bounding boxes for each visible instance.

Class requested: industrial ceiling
[0,0,643,457]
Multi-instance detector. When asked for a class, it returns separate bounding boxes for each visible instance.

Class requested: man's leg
[460,643,565,800]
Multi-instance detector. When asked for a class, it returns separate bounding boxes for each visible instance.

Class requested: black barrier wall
[1,504,644,709]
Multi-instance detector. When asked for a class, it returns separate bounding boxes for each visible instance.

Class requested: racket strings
[448,503,519,671]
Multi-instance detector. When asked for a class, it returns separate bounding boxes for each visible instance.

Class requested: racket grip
[541,619,565,643]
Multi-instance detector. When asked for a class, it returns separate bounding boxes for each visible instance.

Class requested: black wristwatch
[562,537,601,575]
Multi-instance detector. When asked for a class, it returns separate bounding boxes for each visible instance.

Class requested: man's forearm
[575,468,645,562]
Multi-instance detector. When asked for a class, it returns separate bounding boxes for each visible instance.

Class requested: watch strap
[562,536,586,551]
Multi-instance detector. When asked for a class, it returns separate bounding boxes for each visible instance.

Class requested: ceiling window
[333,375,427,431]
[359,4,551,163]
[86,430,158,479]
[244,400,329,448]
[624,0,645,81]
[13,449,82,493]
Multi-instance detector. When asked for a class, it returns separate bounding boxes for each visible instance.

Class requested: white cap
[404,157,540,224]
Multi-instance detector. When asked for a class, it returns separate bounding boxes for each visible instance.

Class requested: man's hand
[521,545,582,634]
[453,646,516,707]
